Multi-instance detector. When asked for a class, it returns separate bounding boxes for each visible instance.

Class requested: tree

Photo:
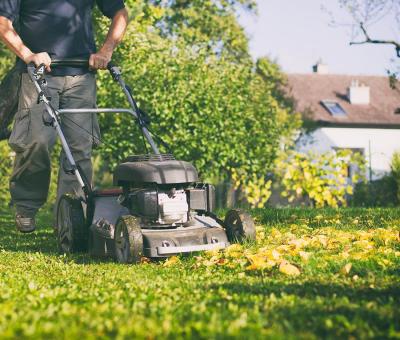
[94,1,300,199]
[328,0,400,85]
[340,0,399,55]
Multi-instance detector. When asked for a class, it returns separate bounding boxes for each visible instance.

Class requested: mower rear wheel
[114,216,144,264]
[56,194,88,253]
[224,209,256,243]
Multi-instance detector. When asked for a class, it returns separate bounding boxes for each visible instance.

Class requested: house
[287,63,400,180]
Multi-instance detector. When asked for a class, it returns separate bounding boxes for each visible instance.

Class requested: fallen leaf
[246,254,276,271]
[225,244,243,258]
[298,251,310,261]
[163,256,180,267]
[340,263,352,275]
[279,262,301,276]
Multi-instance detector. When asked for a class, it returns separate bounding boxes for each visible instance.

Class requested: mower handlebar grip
[51,58,117,71]
[29,58,121,81]
[51,58,90,67]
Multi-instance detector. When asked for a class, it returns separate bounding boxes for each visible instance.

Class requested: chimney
[312,60,329,74]
[347,80,370,105]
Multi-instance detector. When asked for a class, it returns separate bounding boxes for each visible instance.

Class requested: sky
[238,0,398,75]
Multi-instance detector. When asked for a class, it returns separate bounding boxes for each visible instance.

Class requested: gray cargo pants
[8,73,99,217]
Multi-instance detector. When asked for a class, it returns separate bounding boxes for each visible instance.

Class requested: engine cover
[113,155,198,186]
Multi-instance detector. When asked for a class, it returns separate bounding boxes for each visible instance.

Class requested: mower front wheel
[114,216,144,264]
[56,194,88,254]
[224,209,256,243]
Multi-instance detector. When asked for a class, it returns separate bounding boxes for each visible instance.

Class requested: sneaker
[15,214,36,233]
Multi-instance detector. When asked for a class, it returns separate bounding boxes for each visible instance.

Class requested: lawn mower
[27,59,256,263]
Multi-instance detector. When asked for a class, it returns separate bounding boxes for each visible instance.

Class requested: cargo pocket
[8,109,31,152]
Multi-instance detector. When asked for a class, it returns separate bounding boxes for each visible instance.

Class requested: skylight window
[321,100,347,116]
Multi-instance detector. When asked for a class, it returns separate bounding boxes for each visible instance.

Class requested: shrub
[350,175,398,207]
[390,151,400,202]
[275,149,366,208]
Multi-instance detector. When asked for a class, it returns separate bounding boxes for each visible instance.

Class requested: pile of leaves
[165,213,399,280]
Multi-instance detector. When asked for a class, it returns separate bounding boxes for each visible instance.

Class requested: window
[321,100,347,116]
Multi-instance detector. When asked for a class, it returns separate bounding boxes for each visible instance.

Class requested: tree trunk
[0,66,20,141]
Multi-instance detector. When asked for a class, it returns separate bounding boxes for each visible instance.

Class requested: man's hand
[90,8,128,70]
[89,50,112,70]
[23,52,52,72]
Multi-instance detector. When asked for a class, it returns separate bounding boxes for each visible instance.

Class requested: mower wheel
[114,216,144,264]
[224,209,256,243]
[57,194,88,253]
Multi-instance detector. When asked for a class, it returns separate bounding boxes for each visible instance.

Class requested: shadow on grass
[211,280,400,304]
[252,207,400,229]
[209,281,400,337]
[0,207,57,254]
[0,207,114,264]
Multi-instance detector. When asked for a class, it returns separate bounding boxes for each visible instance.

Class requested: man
[0,0,128,233]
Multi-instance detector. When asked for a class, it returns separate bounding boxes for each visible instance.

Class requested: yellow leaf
[225,244,243,258]
[246,254,276,271]
[163,256,180,267]
[288,238,308,249]
[279,262,301,276]
[299,251,310,261]
[340,263,352,275]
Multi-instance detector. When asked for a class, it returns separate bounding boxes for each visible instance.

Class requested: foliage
[350,175,399,207]
[0,46,13,78]
[275,149,366,208]
[147,0,257,60]
[231,168,272,208]
[390,150,400,201]
[93,1,298,187]
[0,207,399,338]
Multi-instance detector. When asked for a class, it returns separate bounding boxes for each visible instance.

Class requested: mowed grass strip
[0,208,399,339]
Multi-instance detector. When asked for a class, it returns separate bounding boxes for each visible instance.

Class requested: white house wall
[297,127,400,180]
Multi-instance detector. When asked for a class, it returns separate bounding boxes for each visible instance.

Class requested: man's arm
[89,8,129,70]
[0,16,52,71]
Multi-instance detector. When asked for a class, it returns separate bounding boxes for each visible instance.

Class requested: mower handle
[51,58,116,71]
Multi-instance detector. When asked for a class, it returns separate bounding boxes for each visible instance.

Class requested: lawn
[0,207,399,339]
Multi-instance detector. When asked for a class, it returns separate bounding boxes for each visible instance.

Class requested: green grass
[0,207,399,339]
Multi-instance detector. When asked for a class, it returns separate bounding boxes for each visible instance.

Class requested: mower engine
[129,188,189,225]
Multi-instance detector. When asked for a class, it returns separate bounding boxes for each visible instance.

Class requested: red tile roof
[287,73,400,127]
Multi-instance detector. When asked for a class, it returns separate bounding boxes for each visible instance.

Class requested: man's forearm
[89,8,128,69]
[99,8,129,57]
[0,16,32,62]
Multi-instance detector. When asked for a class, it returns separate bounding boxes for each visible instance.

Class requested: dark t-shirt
[0,0,125,75]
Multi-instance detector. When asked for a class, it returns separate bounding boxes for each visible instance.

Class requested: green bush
[350,175,398,207]
[94,1,299,185]
[390,151,400,201]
